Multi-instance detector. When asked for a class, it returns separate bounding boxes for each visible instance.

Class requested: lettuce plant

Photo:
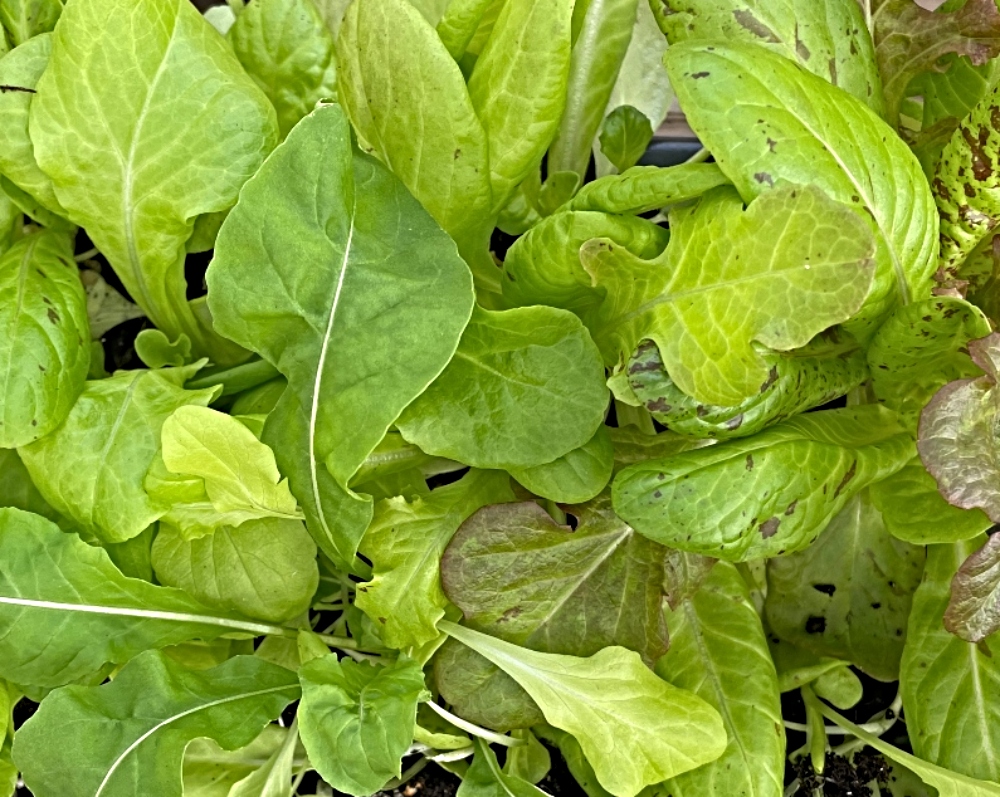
[1,0,1000,795]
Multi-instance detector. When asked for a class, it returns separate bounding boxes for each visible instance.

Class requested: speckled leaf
[583,184,874,406]
[0,230,89,448]
[502,210,668,313]
[765,492,925,681]
[867,296,991,427]
[873,0,1000,126]
[207,105,474,569]
[229,0,338,138]
[918,333,1000,523]
[298,655,428,796]
[30,0,278,358]
[19,365,216,543]
[0,508,289,688]
[356,470,515,650]
[902,537,1000,782]
[443,621,725,797]
[0,0,61,46]
[442,500,668,663]
[508,425,614,503]
[653,0,883,115]
[944,533,1000,643]
[14,651,299,797]
[625,335,867,440]
[667,42,938,340]
[397,305,607,471]
[151,518,318,624]
[870,456,992,545]
[0,34,64,217]
[654,562,784,797]
[613,406,913,561]
[562,162,730,215]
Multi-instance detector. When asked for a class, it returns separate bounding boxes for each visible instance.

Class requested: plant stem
[425,701,525,747]
[684,147,711,164]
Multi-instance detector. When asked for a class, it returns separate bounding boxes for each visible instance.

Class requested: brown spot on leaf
[785,500,798,516]
[46,308,59,324]
[647,398,671,413]
[828,58,837,84]
[760,366,779,393]
[745,454,754,471]
[961,125,993,181]
[754,172,774,186]
[766,137,777,152]
[733,9,779,41]
[498,606,523,623]
[760,517,780,538]
[805,616,826,634]
[653,490,663,498]
[833,460,857,498]
[691,71,710,79]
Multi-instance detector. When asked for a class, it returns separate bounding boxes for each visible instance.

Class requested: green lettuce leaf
[581,184,875,406]
[902,538,1000,781]
[229,0,338,138]
[19,365,217,543]
[356,469,515,650]
[459,738,548,797]
[182,726,305,797]
[666,41,938,340]
[397,305,608,470]
[441,621,726,797]
[653,0,883,115]
[508,425,614,503]
[943,533,1000,644]
[613,406,913,561]
[29,0,278,358]
[207,104,474,569]
[0,448,58,521]
[0,230,89,448]
[436,0,496,59]
[765,491,925,681]
[598,105,653,174]
[151,518,318,624]
[0,0,61,46]
[14,651,299,797]
[0,508,292,688]
[297,655,428,796]
[562,162,730,215]
[654,562,784,797]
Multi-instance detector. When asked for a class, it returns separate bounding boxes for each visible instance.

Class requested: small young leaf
[441,621,726,797]
[356,469,515,649]
[581,185,875,406]
[297,655,428,796]
[919,333,1000,522]
[507,425,614,503]
[134,330,191,369]
[227,719,300,797]
[458,738,549,797]
[397,305,608,470]
[0,508,288,688]
[229,0,338,138]
[598,105,653,173]
[902,538,1000,781]
[14,651,299,797]
[944,533,1000,644]
[812,665,864,710]
[208,104,474,569]
[562,162,730,215]
[19,365,217,543]
[614,406,913,561]
[30,0,278,357]
[0,230,89,447]
[504,730,551,784]
[151,518,318,624]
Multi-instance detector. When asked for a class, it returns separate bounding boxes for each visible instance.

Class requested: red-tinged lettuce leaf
[873,0,1000,126]
[945,532,1000,643]
[919,332,1000,522]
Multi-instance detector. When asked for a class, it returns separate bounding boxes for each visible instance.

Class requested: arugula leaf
[867,296,991,427]
[902,538,1000,781]
[0,508,295,687]
[613,407,913,561]
[18,365,216,543]
[562,162,730,215]
[873,0,1000,126]
[397,305,608,470]
[598,106,653,174]
[229,0,338,138]
[458,738,549,797]
[14,651,299,797]
[654,561,785,796]
[0,33,64,217]
[507,425,614,503]
[584,184,875,405]
[226,720,300,797]
[0,230,89,448]
[765,492,925,681]
[441,621,726,797]
[0,0,61,46]
[625,336,868,440]
[919,333,1000,523]
[943,533,1000,644]
[183,726,304,797]
[297,655,428,796]
[208,104,473,569]
[667,41,938,340]
[357,469,515,650]
[30,0,277,358]
[502,210,668,313]
[653,0,884,114]
[151,518,318,624]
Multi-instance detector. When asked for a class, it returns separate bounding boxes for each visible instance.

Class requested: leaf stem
[424,701,525,748]
[74,247,99,262]
[684,147,710,164]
